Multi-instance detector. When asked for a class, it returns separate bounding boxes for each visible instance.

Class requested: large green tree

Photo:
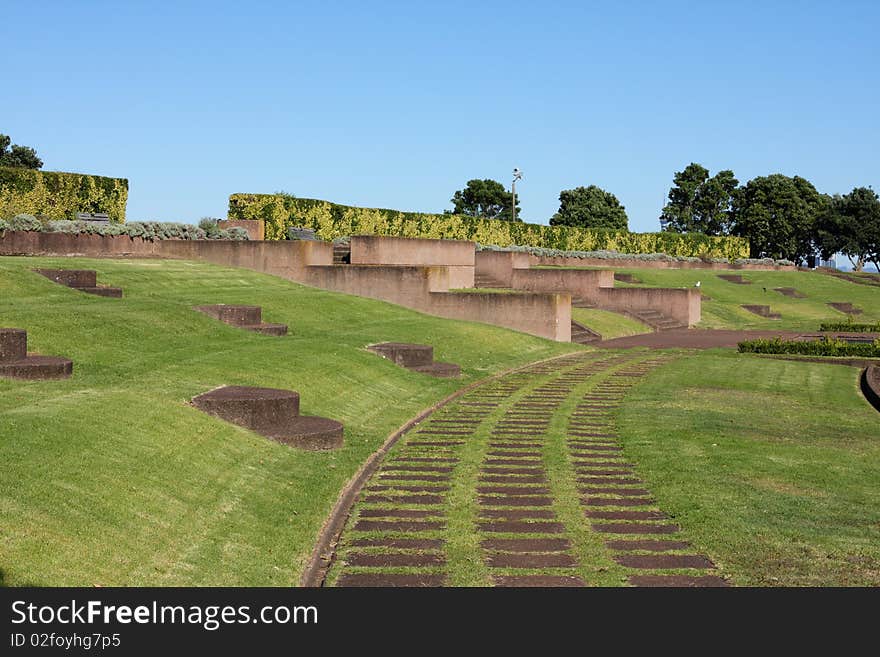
[816,187,880,271]
[449,178,520,222]
[660,163,738,234]
[0,133,43,169]
[549,185,628,230]
[730,174,827,261]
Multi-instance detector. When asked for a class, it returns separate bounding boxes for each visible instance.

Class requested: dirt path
[324,352,728,587]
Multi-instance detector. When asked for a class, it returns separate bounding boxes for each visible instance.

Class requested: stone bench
[367,342,460,378]
[35,269,123,298]
[0,328,73,380]
[192,385,342,450]
[194,305,288,336]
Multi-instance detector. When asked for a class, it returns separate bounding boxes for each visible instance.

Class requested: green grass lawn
[0,256,579,586]
[571,307,651,339]
[540,266,880,331]
[616,351,880,586]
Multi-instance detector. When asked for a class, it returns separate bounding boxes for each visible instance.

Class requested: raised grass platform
[194,304,288,336]
[35,268,123,297]
[192,385,342,450]
[367,342,461,378]
[0,328,72,380]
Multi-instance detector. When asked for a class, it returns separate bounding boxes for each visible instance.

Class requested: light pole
[512,168,522,222]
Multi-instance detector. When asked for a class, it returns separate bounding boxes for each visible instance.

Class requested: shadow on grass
[0,565,43,587]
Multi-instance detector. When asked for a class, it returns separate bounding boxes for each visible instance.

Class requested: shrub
[0,218,8,233]
[199,217,221,238]
[9,213,43,231]
[819,322,880,333]
[0,166,128,222]
[221,226,249,241]
[228,193,750,258]
[738,336,880,357]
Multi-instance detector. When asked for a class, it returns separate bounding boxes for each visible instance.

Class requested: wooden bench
[74,212,110,223]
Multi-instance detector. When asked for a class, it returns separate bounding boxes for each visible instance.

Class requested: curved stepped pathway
[328,351,728,587]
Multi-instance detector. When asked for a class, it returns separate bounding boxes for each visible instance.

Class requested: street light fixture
[512,168,522,222]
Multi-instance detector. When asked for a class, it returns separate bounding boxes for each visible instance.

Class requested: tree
[449,179,520,222]
[817,187,880,271]
[0,134,43,169]
[549,185,628,230]
[660,163,737,234]
[730,174,827,261]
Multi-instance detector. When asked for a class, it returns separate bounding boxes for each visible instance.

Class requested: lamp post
[512,168,522,222]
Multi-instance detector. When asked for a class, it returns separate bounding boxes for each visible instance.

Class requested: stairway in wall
[628,309,686,331]
[473,273,510,289]
[570,319,601,344]
[333,241,351,264]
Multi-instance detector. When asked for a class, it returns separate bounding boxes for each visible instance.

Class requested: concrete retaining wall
[510,268,614,298]
[589,287,701,326]
[530,254,796,271]
[351,235,475,288]
[474,250,530,287]
[218,220,264,241]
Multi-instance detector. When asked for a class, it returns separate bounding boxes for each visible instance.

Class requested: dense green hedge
[0,166,129,223]
[819,322,880,333]
[738,336,880,357]
[228,193,750,259]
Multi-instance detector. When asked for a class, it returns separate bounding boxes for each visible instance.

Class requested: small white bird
[695,281,701,288]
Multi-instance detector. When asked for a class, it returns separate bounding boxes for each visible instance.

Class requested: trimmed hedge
[819,322,880,333]
[228,193,750,259]
[0,166,129,223]
[0,215,248,241]
[738,336,880,357]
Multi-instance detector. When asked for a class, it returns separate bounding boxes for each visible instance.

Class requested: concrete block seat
[0,328,73,380]
[192,385,342,450]
[741,304,781,319]
[194,304,288,336]
[35,269,123,297]
[367,342,461,378]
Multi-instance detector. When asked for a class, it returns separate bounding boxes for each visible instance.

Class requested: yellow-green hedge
[228,193,750,259]
[0,166,129,223]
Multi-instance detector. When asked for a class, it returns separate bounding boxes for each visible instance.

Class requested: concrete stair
[570,320,601,344]
[333,241,351,264]
[473,273,510,289]
[628,310,686,331]
[368,342,461,378]
[571,297,595,309]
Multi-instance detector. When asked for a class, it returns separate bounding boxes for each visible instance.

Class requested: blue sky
[4,1,878,232]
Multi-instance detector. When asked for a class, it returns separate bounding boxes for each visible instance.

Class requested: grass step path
[328,351,729,587]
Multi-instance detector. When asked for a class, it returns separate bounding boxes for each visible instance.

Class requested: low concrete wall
[474,250,530,287]
[588,287,701,326]
[351,235,475,288]
[218,220,264,241]
[428,292,571,342]
[530,255,796,271]
[2,231,568,341]
[511,268,614,298]
[0,230,332,278]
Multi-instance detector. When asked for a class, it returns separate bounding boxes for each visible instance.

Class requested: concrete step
[571,297,595,309]
[571,320,601,344]
[473,273,510,289]
[631,310,685,331]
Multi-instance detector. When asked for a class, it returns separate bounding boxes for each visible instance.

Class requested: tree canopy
[549,185,628,230]
[816,186,880,271]
[0,134,43,169]
[730,174,827,261]
[660,163,737,234]
[449,179,520,221]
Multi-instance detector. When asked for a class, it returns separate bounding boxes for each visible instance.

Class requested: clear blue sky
[4,1,878,231]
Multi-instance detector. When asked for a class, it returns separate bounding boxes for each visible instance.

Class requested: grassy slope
[571,307,650,339]
[617,350,880,585]
[611,268,880,330]
[0,256,578,586]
